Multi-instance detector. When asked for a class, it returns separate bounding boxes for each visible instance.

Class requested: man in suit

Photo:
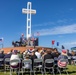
[20,33,27,46]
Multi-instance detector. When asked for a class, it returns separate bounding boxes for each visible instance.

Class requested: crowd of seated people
[0,48,76,74]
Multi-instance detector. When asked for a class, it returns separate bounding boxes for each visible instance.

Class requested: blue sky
[0,0,76,50]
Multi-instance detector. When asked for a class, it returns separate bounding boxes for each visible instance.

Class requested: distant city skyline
[0,0,76,51]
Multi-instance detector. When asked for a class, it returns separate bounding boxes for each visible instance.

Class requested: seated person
[71,50,76,64]
[12,41,19,47]
[10,50,21,68]
[23,54,32,69]
[0,50,5,66]
[43,49,54,67]
[12,41,17,47]
[4,52,12,65]
[58,50,68,67]
[30,50,37,70]
[67,50,72,65]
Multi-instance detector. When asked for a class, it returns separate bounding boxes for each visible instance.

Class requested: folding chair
[22,59,32,75]
[10,59,21,75]
[68,56,72,65]
[58,59,68,75]
[73,60,76,65]
[0,58,4,71]
[44,59,55,75]
[54,57,61,75]
[4,58,10,73]
[72,56,76,65]
[33,58,43,75]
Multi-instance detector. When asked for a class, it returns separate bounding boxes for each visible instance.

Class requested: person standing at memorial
[20,33,27,46]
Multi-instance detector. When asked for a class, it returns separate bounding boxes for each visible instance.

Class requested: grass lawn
[0,65,76,75]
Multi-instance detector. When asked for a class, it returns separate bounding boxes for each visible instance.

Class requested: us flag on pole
[37,32,40,36]
[0,38,3,42]
[31,33,35,41]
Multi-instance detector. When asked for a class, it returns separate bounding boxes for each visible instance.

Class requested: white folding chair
[33,58,43,75]
[44,59,55,75]
[22,59,32,75]
[10,59,21,75]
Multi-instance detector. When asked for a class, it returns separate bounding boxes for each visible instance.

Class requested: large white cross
[22,2,36,39]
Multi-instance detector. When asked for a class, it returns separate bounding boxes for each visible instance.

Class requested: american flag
[37,32,40,36]
[31,34,35,41]
[0,38,3,42]
[58,60,67,67]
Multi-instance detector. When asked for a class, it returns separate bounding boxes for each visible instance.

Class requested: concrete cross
[22,2,36,39]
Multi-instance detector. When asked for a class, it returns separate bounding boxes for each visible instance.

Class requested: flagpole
[52,43,53,48]
[52,40,55,49]
[36,32,40,46]
[2,44,3,48]
[0,38,4,48]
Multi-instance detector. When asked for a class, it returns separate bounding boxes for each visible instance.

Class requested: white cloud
[57,19,67,23]
[63,41,76,49]
[33,19,75,28]
[33,22,55,27]
[33,19,67,27]
[59,41,76,50]
[34,24,76,36]
[64,42,76,45]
